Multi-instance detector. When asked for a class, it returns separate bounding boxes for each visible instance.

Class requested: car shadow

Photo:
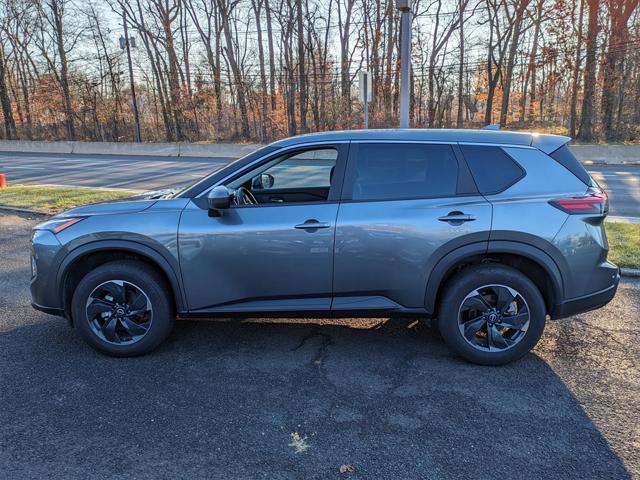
[1,314,631,480]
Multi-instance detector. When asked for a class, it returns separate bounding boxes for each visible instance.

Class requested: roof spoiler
[531,134,571,154]
[482,124,501,130]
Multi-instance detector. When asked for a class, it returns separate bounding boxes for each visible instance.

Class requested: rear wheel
[437,264,546,365]
[71,261,174,357]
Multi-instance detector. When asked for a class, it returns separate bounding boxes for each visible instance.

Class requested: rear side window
[549,145,591,185]
[347,143,458,201]
[460,145,524,194]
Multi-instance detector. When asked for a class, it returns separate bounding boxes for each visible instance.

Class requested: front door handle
[438,211,476,223]
[295,220,331,230]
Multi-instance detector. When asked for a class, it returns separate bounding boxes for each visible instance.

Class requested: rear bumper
[553,269,620,319]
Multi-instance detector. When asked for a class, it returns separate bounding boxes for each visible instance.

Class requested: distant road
[0,151,638,217]
[0,152,228,192]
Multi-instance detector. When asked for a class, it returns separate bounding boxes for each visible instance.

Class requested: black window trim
[457,142,527,196]
[339,140,475,203]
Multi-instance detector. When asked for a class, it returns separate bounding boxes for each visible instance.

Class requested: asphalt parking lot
[1,212,639,480]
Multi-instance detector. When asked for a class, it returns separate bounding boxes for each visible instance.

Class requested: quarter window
[347,143,459,200]
[460,145,524,194]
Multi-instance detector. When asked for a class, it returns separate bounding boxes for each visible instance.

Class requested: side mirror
[252,173,275,190]
[208,185,232,211]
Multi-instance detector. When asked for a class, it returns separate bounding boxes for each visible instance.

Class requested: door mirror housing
[208,185,232,211]
[252,173,275,190]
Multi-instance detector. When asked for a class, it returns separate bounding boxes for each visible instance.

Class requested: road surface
[0,151,638,217]
[1,211,638,479]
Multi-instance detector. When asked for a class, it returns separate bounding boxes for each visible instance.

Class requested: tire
[71,260,174,357]
[437,264,546,366]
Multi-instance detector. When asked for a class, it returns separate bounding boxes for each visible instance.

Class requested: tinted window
[549,145,591,185]
[460,145,524,194]
[349,143,458,200]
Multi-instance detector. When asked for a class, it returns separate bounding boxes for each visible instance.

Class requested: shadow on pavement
[1,313,631,480]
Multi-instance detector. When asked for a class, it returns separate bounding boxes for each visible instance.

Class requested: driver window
[227,147,338,205]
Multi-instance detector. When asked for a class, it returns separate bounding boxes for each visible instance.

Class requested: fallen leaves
[288,432,309,453]
[339,464,355,474]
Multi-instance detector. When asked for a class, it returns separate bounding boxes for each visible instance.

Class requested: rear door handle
[295,220,331,230]
[438,212,476,223]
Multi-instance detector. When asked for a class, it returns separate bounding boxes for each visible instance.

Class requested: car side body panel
[333,195,492,309]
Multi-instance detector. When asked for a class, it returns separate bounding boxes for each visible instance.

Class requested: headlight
[35,217,86,234]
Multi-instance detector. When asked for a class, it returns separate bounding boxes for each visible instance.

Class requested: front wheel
[437,264,546,366]
[71,261,174,357]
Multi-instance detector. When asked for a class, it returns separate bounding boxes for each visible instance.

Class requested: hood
[58,199,157,218]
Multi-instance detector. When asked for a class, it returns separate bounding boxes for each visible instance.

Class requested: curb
[0,205,51,217]
[620,268,640,278]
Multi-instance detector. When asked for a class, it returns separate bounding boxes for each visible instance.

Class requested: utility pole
[121,11,142,142]
[397,0,412,128]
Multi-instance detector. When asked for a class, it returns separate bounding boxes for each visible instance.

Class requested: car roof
[269,129,570,154]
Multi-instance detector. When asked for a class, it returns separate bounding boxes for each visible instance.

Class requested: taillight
[549,188,609,215]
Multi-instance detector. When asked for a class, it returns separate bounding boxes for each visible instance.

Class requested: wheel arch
[425,240,565,317]
[57,240,186,322]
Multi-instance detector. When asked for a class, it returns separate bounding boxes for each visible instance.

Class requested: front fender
[56,239,187,314]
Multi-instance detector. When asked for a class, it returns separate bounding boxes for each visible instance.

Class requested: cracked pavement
[1,212,639,479]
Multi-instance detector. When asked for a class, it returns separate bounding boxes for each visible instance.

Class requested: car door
[178,143,348,313]
[332,141,492,312]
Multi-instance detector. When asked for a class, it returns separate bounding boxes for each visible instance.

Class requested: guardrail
[0,140,262,159]
[0,140,638,164]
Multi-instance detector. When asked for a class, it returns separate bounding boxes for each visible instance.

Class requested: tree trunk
[217,0,250,138]
[252,0,269,141]
[499,0,531,127]
[456,0,465,128]
[577,0,598,142]
[50,0,75,140]
[0,45,16,139]
[568,0,585,138]
[600,0,637,141]
[264,0,277,111]
[297,0,308,132]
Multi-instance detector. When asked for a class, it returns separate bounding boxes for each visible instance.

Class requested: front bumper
[553,268,620,319]
[31,302,65,318]
[30,229,64,314]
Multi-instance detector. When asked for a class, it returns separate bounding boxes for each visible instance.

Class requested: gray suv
[30,129,619,365]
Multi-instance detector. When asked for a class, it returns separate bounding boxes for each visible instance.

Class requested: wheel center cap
[488,312,498,324]
[115,307,125,317]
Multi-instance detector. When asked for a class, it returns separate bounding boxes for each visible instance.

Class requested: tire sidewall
[438,265,546,366]
[72,261,174,357]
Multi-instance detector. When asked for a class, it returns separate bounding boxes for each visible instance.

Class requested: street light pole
[397,0,411,128]
[122,11,142,142]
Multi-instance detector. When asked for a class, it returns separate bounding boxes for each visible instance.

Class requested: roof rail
[482,124,501,130]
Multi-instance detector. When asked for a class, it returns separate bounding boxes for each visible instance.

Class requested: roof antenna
[482,124,501,130]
